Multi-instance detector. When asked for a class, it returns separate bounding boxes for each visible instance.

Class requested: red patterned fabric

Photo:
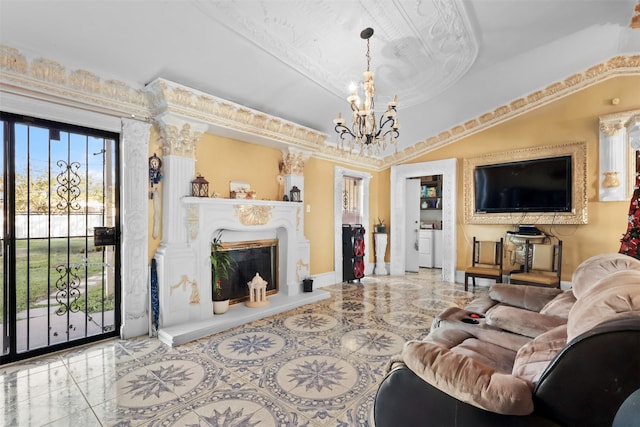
[619,152,640,259]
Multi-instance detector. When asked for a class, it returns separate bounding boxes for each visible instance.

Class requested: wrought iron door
[1,112,120,363]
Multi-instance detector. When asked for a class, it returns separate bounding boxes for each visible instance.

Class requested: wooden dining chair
[510,240,562,288]
[464,237,504,291]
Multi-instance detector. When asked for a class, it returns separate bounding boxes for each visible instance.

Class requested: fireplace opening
[216,239,278,304]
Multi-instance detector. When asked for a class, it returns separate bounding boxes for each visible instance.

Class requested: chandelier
[333,27,399,155]
[632,2,640,29]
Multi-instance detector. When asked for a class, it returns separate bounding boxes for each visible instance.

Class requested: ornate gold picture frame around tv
[463,141,587,225]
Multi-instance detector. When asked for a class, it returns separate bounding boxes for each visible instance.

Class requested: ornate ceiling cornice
[1,45,638,172]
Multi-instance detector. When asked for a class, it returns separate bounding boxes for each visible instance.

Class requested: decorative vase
[213,299,230,314]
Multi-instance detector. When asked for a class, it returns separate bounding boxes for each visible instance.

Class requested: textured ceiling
[0,0,639,158]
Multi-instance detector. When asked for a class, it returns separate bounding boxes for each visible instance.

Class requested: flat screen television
[474,156,572,213]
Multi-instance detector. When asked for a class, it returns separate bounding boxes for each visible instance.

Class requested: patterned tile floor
[1,269,488,426]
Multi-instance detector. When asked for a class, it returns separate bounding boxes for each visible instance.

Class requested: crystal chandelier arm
[334,122,356,140]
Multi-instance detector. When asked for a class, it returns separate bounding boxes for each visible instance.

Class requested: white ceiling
[1,0,639,157]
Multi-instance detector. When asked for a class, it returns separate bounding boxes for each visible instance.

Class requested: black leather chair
[374,316,640,427]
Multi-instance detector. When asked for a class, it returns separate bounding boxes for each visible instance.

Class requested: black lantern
[191,174,209,197]
[290,186,301,202]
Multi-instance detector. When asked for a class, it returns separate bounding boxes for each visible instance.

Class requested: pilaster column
[598,111,640,202]
[153,115,208,328]
[599,119,627,201]
[156,116,207,244]
[281,147,311,202]
[120,118,152,338]
[280,147,312,286]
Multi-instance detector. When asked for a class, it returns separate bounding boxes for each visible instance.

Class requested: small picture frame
[229,181,251,199]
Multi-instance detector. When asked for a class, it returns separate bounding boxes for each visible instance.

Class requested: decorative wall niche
[463,141,587,225]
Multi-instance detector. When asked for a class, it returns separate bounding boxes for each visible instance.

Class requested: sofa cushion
[512,324,567,387]
[567,269,640,342]
[571,253,640,299]
[432,306,531,351]
[451,338,517,374]
[425,328,516,373]
[486,305,566,338]
[402,340,534,415]
[539,291,576,319]
[489,284,563,312]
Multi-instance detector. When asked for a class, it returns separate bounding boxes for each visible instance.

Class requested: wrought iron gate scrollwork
[55,263,82,315]
[55,160,82,211]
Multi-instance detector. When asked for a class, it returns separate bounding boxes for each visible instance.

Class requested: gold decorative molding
[155,121,203,158]
[0,45,150,118]
[599,121,625,136]
[234,205,273,225]
[145,78,326,152]
[281,151,306,175]
[602,171,621,188]
[463,141,588,225]
[382,55,640,169]
[296,258,310,283]
[1,45,638,172]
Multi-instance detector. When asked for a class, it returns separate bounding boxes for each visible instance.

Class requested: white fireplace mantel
[156,197,328,346]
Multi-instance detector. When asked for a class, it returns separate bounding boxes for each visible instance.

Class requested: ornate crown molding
[0,45,150,118]
[145,78,326,152]
[382,55,640,169]
[1,45,638,172]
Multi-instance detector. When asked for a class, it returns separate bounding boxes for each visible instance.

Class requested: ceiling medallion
[333,28,399,156]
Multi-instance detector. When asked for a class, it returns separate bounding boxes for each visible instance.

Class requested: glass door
[0,112,120,363]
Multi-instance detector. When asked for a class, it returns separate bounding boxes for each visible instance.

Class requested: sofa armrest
[402,340,534,415]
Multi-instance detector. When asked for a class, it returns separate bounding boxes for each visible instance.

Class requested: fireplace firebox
[217,239,278,304]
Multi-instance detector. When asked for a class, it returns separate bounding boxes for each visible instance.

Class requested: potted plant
[210,231,234,314]
[375,217,386,233]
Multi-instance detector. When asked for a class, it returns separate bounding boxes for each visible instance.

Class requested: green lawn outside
[0,237,115,322]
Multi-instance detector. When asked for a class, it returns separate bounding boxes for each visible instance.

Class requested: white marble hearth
[158,291,328,346]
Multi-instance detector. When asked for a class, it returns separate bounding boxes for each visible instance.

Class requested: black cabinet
[342,224,366,282]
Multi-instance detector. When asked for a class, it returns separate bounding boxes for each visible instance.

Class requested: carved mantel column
[153,115,208,330]
[155,115,208,244]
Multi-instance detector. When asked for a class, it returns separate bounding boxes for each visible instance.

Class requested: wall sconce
[290,186,301,202]
[191,174,209,197]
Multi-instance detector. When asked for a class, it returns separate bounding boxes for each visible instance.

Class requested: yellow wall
[147,132,391,275]
[403,75,640,280]
[148,75,639,282]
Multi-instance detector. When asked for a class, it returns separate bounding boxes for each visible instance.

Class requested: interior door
[405,178,421,272]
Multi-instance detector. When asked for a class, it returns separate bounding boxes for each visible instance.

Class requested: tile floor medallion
[1,269,488,426]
